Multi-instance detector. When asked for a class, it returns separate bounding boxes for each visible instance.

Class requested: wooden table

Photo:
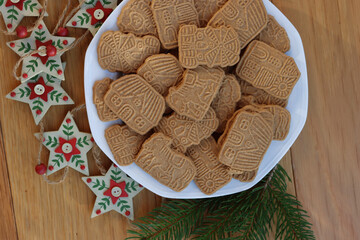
[0,0,359,239]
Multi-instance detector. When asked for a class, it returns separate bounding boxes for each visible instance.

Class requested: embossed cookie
[211,74,241,132]
[218,110,273,172]
[135,133,196,192]
[137,54,184,96]
[233,169,257,182]
[117,0,158,37]
[236,40,301,99]
[178,25,241,69]
[155,108,219,153]
[194,0,228,26]
[97,31,160,73]
[208,0,268,49]
[187,136,231,195]
[259,15,290,53]
[167,66,224,121]
[104,74,165,135]
[151,0,199,49]
[262,105,291,140]
[93,78,118,122]
[105,125,148,166]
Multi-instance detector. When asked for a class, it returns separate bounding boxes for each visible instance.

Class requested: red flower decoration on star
[27,77,54,102]
[32,40,54,64]
[5,0,26,11]
[86,1,113,25]
[103,180,128,204]
[54,137,81,162]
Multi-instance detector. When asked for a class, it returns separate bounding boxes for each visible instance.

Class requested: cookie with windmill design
[178,25,241,69]
[167,66,224,121]
[137,54,184,96]
[104,74,165,135]
[194,0,228,26]
[97,31,160,73]
[155,108,219,153]
[151,0,199,49]
[93,78,118,122]
[208,0,268,49]
[233,169,257,182]
[259,15,290,53]
[187,136,231,195]
[117,0,157,37]
[236,40,301,99]
[136,133,196,192]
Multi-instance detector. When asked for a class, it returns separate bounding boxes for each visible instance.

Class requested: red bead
[56,27,69,37]
[7,23,12,29]
[38,24,43,30]
[113,164,117,168]
[22,73,28,79]
[46,45,57,57]
[90,137,94,142]
[10,42,15,48]
[36,109,42,115]
[72,21,77,26]
[16,26,28,38]
[86,178,92,183]
[139,184,143,188]
[10,92,16,97]
[96,209,101,215]
[80,165,85,170]
[63,40,68,45]
[66,118,71,124]
[57,70,63,75]
[63,96,68,101]
[49,166,54,171]
[125,211,130,216]
[35,163,47,175]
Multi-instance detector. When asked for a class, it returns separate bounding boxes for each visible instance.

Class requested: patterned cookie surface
[187,136,231,195]
[211,74,241,132]
[135,133,196,192]
[178,25,241,69]
[151,0,199,49]
[233,169,257,182]
[93,78,118,122]
[167,66,224,121]
[259,15,290,53]
[104,74,165,135]
[105,125,148,166]
[236,40,301,99]
[208,0,268,49]
[155,108,219,153]
[97,31,160,73]
[262,105,291,140]
[194,0,228,26]
[137,54,184,96]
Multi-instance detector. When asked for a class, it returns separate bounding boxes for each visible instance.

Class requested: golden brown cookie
[211,74,241,132]
[105,125,148,166]
[236,40,301,99]
[166,66,224,121]
[137,54,184,96]
[117,0,158,37]
[187,136,231,195]
[232,169,258,182]
[155,108,219,153]
[178,25,241,69]
[135,133,196,192]
[93,78,118,122]
[97,31,160,73]
[151,0,199,49]
[208,0,268,49]
[104,74,165,135]
[259,15,290,53]
[194,0,228,26]
[262,105,291,140]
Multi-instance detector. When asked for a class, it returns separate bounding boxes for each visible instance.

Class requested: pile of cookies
[93,0,301,195]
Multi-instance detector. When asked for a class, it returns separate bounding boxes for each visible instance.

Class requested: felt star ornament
[66,0,117,36]
[35,112,93,176]
[6,64,74,125]
[7,20,75,82]
[82,164,144,220]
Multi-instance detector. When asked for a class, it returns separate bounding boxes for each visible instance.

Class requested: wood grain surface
[0,0,358,239]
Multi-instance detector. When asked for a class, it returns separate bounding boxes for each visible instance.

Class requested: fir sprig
[127,165,315,240]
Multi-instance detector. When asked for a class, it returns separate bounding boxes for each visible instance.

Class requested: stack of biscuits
[94,0,301,195]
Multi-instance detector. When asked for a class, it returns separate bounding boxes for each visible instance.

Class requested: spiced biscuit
[151,0,199,49]
[232,169,257,182]
[187,136,231,195]
[194,0,228,26]
[178,25,241,69]
[155,108,219,153]
[135,133,196,192]
[97,31,160,73]
[137,54,184,96]
[104,74,165,135]
[262,105,291,140]
[208,0,268,49]
[167,66,224,121]
[105,125,148,166]
[93,78,118,122]
[236,40,301,99]
[259,15,290,53]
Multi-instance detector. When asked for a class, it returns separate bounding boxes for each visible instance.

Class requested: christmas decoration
[82,164,144,220]
[7,20,75,82]
[6,63,74,125]
[35,111,94,176]
[66,0,117,36]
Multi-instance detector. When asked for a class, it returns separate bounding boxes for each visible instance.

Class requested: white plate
[84,0,308,199]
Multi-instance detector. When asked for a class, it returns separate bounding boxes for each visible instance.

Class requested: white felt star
[35,112,94,176]
[7,20,75,82]
[66,0,118,36]
[82,164,144,220]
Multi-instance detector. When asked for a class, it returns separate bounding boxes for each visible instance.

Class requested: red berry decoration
[16,26,28,38]
[72,21,77,26]
[66,118,71,124]
[36,110,42,115]
[46,45,57,57]
[56,27,69,37]
[49,166,54,171]
[63,40,68,45]
[63,96,68,101]
[96,209,101,215]
[35,164,47,175]
[57,69,63,75]
[125,211,130,216]
[80,165,85,170]
[10,42,15,48]
[22,73,28,79]
[86,178,92,183]
[38,24,43,30]
[10,92,16,97]
[7,23,12,29]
